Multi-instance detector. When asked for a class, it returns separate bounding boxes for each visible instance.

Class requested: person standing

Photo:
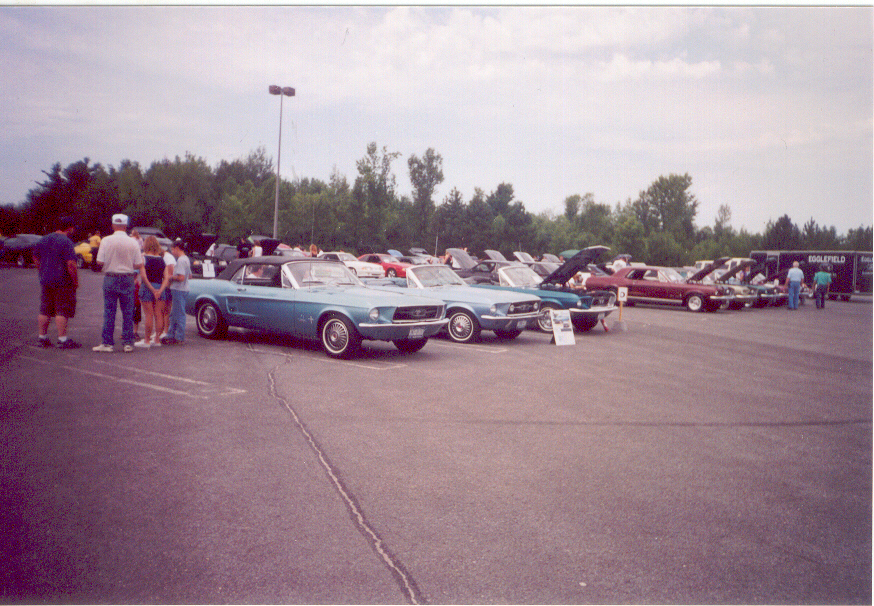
[158,243,175,342]
[134,236,167,348]
[785,261,805,310]
[88,230,101,271]
[93,214,144,352]
[162,239,191,345]
[33,215,80,349]
[813,264,833,309]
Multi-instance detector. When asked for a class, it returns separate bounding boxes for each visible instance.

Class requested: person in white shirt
[93,214,144,352]
[162,239,192,345]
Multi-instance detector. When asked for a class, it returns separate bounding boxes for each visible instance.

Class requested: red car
[584,264,735,312]
[357,253,413,278]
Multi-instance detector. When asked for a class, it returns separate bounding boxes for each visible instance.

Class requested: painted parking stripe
[21,355,245,399]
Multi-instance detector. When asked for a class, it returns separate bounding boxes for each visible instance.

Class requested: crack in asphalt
[263,353,425,605]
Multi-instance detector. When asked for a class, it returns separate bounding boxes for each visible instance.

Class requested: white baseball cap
[112,213,129,226]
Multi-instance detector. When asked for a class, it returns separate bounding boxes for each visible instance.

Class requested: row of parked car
[184,245,621,359]
[182,243,798,360]
[2,228,796,360]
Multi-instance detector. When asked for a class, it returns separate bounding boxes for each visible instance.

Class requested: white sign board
[550,309,576,346]
[201,260,216,278]
[617,287,628,302]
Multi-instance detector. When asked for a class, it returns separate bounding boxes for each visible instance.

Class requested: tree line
[2,143,871,266]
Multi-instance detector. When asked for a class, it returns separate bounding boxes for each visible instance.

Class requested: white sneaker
[151,340,161,347]
[92,344,113,353]
[123,344,134,353]
[134,340,150,349]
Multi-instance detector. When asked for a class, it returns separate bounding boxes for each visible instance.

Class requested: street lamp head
[269,85,295,97]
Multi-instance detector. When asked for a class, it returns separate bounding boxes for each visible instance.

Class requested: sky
[1,6,872,235]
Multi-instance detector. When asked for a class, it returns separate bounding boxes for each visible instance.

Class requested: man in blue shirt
[785,261,805,310]
[33,216,80,348]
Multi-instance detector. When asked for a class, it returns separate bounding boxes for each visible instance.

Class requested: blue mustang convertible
[185,256,448,359]
[364,264,541,343]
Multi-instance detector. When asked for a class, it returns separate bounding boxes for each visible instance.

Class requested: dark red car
[584,264,735,312]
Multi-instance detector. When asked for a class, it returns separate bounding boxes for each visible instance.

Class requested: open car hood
[187,233,218,255]
[446,247,478,269]
[688,257,730,282]
[715,259,755,283]
[540,246,611,285]
[484,249,508,261]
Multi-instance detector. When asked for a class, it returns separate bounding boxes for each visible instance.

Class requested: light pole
[268,85,295,239]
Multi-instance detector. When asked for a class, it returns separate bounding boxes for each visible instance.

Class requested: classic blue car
[185,256,448,359]
[364,264,541,343]
[475,263,617,332]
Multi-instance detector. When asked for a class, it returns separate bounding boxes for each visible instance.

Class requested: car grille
[508,300,539,315]
[393,305,444,323]
[587,290,616,307]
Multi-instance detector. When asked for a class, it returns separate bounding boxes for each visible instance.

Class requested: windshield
[287,261,363,287]
[659,268,684,283]
[408,265,466,288]
[337,253,357,262]
[501,265,542,287]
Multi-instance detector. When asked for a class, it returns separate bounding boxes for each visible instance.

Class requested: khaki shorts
[40,284,77,319]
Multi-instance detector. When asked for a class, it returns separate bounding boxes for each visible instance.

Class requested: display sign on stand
[551,309,576,346]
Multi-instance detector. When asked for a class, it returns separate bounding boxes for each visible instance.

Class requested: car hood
[484,249,508,261]
[541,246,611,285]
[688,257,730,282]
[187,233,218,255]
[716,259,755,283]
[446,248,478,269]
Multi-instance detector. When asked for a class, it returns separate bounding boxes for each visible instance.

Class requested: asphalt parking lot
[1,266,871,604]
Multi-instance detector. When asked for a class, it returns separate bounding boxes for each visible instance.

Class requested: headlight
[508,304,515,313]
[369,308,380,322]
[576,299,583,308]
[490,304,498,314]
[532,301,540,311]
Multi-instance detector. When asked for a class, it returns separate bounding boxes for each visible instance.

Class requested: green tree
[464,188,494,254]
[634,174,699,246]
[407,148,444,244]
[762,215,801,250]
[352,142,401,250]
[434,188,466,253]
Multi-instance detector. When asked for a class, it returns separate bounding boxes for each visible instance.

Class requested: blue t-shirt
[35,232,76,287]
[787,267,804,283]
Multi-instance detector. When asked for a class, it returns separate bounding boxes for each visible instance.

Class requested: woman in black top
[134,236,168,348]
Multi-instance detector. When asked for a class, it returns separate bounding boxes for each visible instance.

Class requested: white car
[321,252,385,279]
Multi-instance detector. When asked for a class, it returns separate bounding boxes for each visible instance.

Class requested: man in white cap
[93,214,144,352]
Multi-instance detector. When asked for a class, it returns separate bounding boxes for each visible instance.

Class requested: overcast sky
[1,6,871,235]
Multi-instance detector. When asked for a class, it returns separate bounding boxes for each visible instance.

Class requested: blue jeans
[787,281,801,310]
[168,289,188,341]
[102,274,136,345]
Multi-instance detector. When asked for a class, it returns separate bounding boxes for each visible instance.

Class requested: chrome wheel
[685,294,704,312]
[196,301,227,339]
[536,304,558,332]
[447,310,479,343]
[321,315,360,359]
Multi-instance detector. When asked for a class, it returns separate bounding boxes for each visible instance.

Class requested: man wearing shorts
[33,215,80,349]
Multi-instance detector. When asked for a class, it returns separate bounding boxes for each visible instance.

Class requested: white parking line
[428,340,509,354]
[20,355,246,399]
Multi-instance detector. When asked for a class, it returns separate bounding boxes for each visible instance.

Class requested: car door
[224,264,296,332]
